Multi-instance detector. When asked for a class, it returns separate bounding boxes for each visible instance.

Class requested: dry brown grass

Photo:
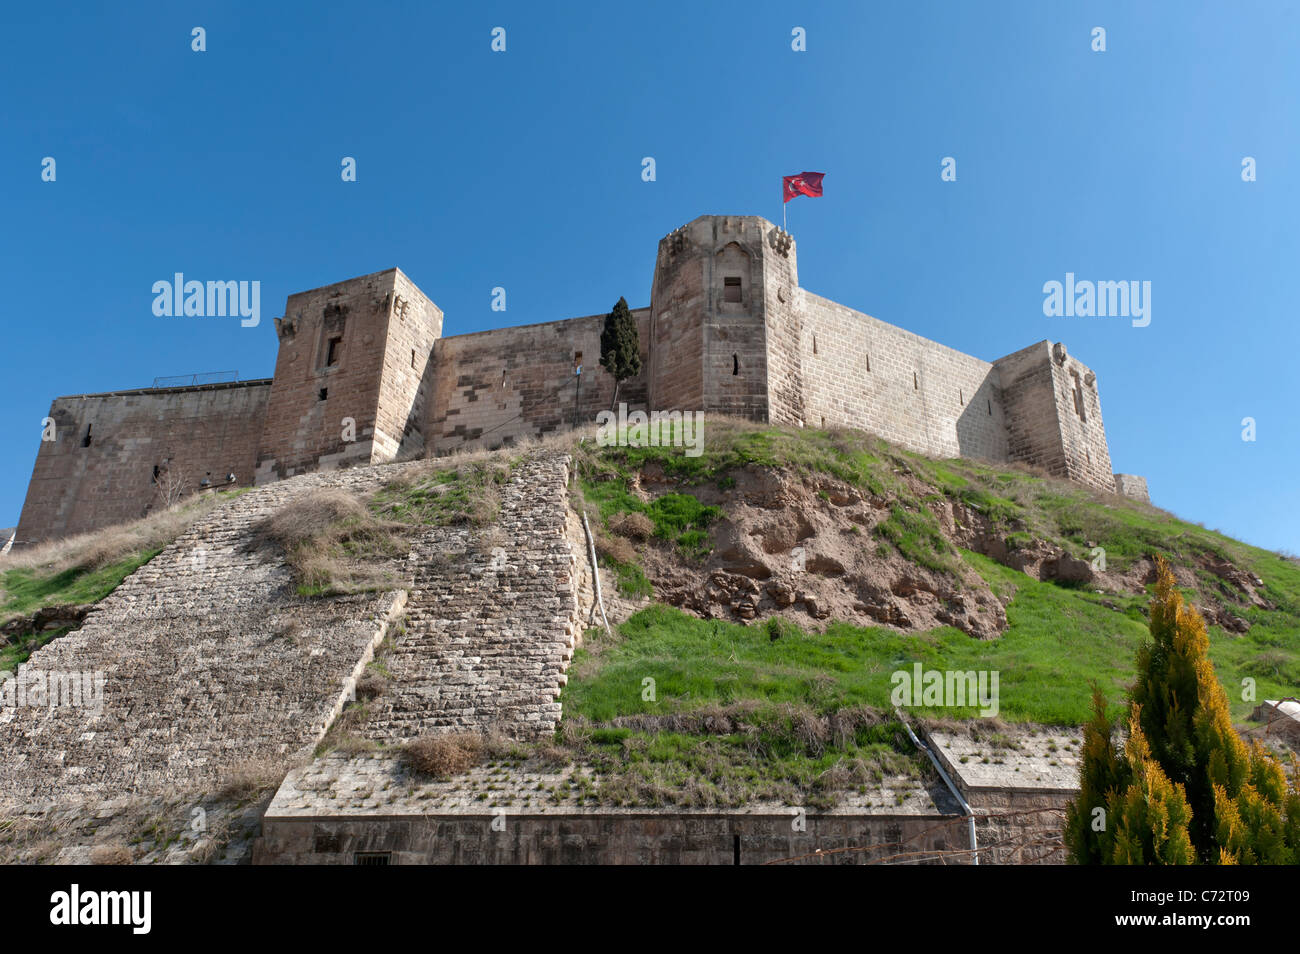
[354,671,388,701]
[595,531,637,565]
[255,488,408,594]
[215,757,289,801]
[609,511,653,541]
[88,843,134,865]
[0,491,238,575]
[403,731,509,778]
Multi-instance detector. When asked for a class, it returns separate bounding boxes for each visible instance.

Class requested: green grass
[0,549,161,673]
[580,479,721,560]
[1,550,159,618]
[567,418,1300,740]
[0,626,75,674]
[605,558,653,599]
[873,504,954,573]
[563,542,1294,778]
[370,460,509,527]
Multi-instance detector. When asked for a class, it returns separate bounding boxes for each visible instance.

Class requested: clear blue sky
[2,2,1297,553]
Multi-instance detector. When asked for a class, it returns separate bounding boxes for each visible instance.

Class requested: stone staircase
[0,452,588,816]
[356,453,585,742]
[0,463,418,813]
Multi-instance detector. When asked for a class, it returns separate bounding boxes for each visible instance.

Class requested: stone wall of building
[13,214,1142,544]
[994,341,1115,491]
[375,270,443,463]
[255,268,438,483]
[15,380,271,545]
[255,809,979,865]
[426,312,650,455]
[1113,473,1150,502]
[798,290,1009,460]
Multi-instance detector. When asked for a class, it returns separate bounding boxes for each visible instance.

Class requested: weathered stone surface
[357,453,582,742]
[0,463,417,813]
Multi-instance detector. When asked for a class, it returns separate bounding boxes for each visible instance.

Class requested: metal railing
[151,371,239,389]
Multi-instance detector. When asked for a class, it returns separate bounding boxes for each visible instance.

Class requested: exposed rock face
[1,604,91,642]
[641,466,1009,640]
[623,463,1271,641]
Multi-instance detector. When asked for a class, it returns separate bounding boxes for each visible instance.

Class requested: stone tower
[994,340,1115,489]
[254,268,441,482]
[649,215,805,424]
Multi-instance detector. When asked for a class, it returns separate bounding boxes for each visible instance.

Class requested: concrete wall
[426,310,650,455]
[15,380,270,544]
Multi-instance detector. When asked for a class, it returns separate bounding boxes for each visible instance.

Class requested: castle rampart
[13,213,1147,546]
[16,379,271,542]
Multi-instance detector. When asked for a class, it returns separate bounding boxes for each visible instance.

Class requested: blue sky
[2,1,1297,553]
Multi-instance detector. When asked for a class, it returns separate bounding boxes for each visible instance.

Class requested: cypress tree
[1067,556,1300,864]
[599,297,641,411]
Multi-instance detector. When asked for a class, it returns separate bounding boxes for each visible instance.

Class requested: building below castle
[14,214,1147,545]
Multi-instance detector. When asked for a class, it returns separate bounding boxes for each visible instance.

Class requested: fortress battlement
[15,214,1146,545]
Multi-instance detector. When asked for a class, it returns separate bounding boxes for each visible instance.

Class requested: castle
[15,214,1147,545]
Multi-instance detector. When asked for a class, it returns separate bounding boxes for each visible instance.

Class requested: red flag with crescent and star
[783,171,825,203]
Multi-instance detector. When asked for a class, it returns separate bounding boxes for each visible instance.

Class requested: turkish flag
[783,171,825,203]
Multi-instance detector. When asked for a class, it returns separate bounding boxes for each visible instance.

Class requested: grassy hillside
[571,419,1300,726]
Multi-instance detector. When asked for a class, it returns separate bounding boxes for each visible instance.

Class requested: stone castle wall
[427,310,651,455]
[0,463,418,812]
[0,451,586,813]
[15,380,271,545]
[13,214,1143,545]
[798,290,1009,461]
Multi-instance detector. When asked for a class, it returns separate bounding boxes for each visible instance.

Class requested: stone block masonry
[0,450,588,817]
[0,463,418,813]
[16,380,271,545]
[357,453,584,741]
[14,213,1145,545]
[1113,473,1150,503]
